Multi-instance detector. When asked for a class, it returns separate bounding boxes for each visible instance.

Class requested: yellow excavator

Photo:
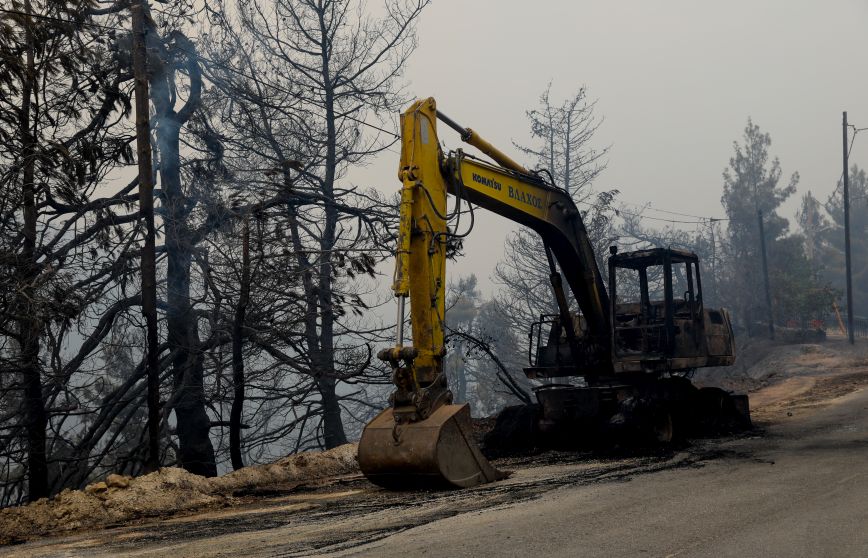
[358,98,746,489]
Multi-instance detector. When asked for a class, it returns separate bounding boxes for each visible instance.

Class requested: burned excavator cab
[608,247,735,373]
[526,247,735,379]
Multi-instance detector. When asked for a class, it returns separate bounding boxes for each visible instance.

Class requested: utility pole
[132,0,161,470]
[842,111,855,345]
[758,209,775,340]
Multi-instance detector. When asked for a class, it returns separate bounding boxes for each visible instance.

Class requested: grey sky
[352,0,868,295]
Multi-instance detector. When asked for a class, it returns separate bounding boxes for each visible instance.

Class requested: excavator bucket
[358,403,505,489]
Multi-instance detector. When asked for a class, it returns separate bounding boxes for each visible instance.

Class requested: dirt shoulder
[0,444,358,546]
[718,338,868,422]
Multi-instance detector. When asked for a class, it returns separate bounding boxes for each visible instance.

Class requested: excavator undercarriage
[358,98,749,490]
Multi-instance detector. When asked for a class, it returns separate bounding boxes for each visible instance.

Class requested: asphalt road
[340,387,868,558]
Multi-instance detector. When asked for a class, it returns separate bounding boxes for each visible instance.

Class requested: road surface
[343,386,868,557]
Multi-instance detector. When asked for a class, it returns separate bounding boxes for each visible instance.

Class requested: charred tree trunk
[316,217,346,448]
[288,218,345,448]
[230,216,250,470]
[315,11,347,448]
[151,36,216,477]
[316,374,346,447]
[160,118,216,477]
[18,0,48,502]
[281,161,346,449]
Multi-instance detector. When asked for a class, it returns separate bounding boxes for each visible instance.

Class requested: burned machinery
[357,98,748,489]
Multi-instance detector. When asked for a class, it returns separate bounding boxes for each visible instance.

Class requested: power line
[832,123,861,196]
[619,201,728,222]
[618,209,723,226]
[576,199,726,225]
[607,124,867,226]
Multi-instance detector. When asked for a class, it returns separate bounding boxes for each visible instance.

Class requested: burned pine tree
[198,0,428,451]
[443,276,532,415]
[0,0,142,502]
[495,85,615,338]
[142,21,219,477]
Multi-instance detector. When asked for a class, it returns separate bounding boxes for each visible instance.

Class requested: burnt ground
[4,440,749,558]
[4,337,868,557]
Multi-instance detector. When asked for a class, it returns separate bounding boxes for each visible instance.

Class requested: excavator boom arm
[446,153,610,342]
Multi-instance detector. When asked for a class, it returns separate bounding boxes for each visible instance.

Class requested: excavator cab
[527,247,735,378]
[608,247,735,373]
